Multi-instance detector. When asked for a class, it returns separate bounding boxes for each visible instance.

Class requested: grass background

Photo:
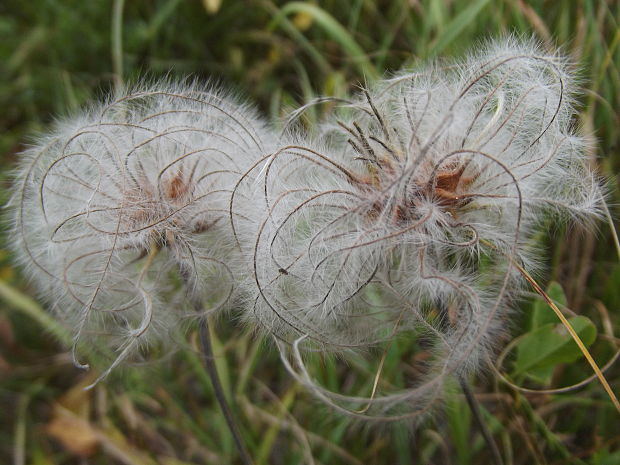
[0,0,619,464]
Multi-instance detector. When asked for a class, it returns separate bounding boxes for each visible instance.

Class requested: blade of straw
[516,263,620,414]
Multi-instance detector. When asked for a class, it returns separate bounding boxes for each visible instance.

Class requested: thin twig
[198,316,254,465]
[458,375,504,465]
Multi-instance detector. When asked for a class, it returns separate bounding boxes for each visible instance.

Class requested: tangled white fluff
[10,38,604,419]
[234,37,603,421]
[11,80,275,384]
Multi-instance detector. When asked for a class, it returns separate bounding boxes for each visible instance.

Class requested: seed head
[10,80,273,381]
[240,37,604,421]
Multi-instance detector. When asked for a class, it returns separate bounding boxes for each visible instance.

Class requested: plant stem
[458,375,504,465]
[111,0,125,91]
[199,317,254,465]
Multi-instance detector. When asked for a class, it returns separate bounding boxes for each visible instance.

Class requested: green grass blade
[428,0,492,57]
[270,2,378,79]
[0,279,71,347]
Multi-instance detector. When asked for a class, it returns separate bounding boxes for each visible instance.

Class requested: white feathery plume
[239,37,604,422]
[10,80,274,384]
[7,37,606,423]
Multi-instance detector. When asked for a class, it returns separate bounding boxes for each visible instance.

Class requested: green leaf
[513,315,597,384]
[522,364,555,385]
[531,281,568,329]
[592,449,620,465]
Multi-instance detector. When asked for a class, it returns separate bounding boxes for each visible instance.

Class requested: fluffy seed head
[239,37,604,421]
[10,80,273,381]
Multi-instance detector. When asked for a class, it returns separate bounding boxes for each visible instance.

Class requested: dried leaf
[46,374,99,457]
[46,407,99,457]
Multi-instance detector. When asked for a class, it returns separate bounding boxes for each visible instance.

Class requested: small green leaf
[513,315,597,383]
[531,281,568,329]
[521,364,555,385]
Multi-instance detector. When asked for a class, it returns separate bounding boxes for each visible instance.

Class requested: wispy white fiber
[238,37,604,422]
[11,80,274,382]
[9,38,605,422]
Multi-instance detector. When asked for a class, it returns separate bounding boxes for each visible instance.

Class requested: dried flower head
[11,80,273,382]
[239,38,604,421]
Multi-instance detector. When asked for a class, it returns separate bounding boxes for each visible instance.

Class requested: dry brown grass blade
[515,263,620,414]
